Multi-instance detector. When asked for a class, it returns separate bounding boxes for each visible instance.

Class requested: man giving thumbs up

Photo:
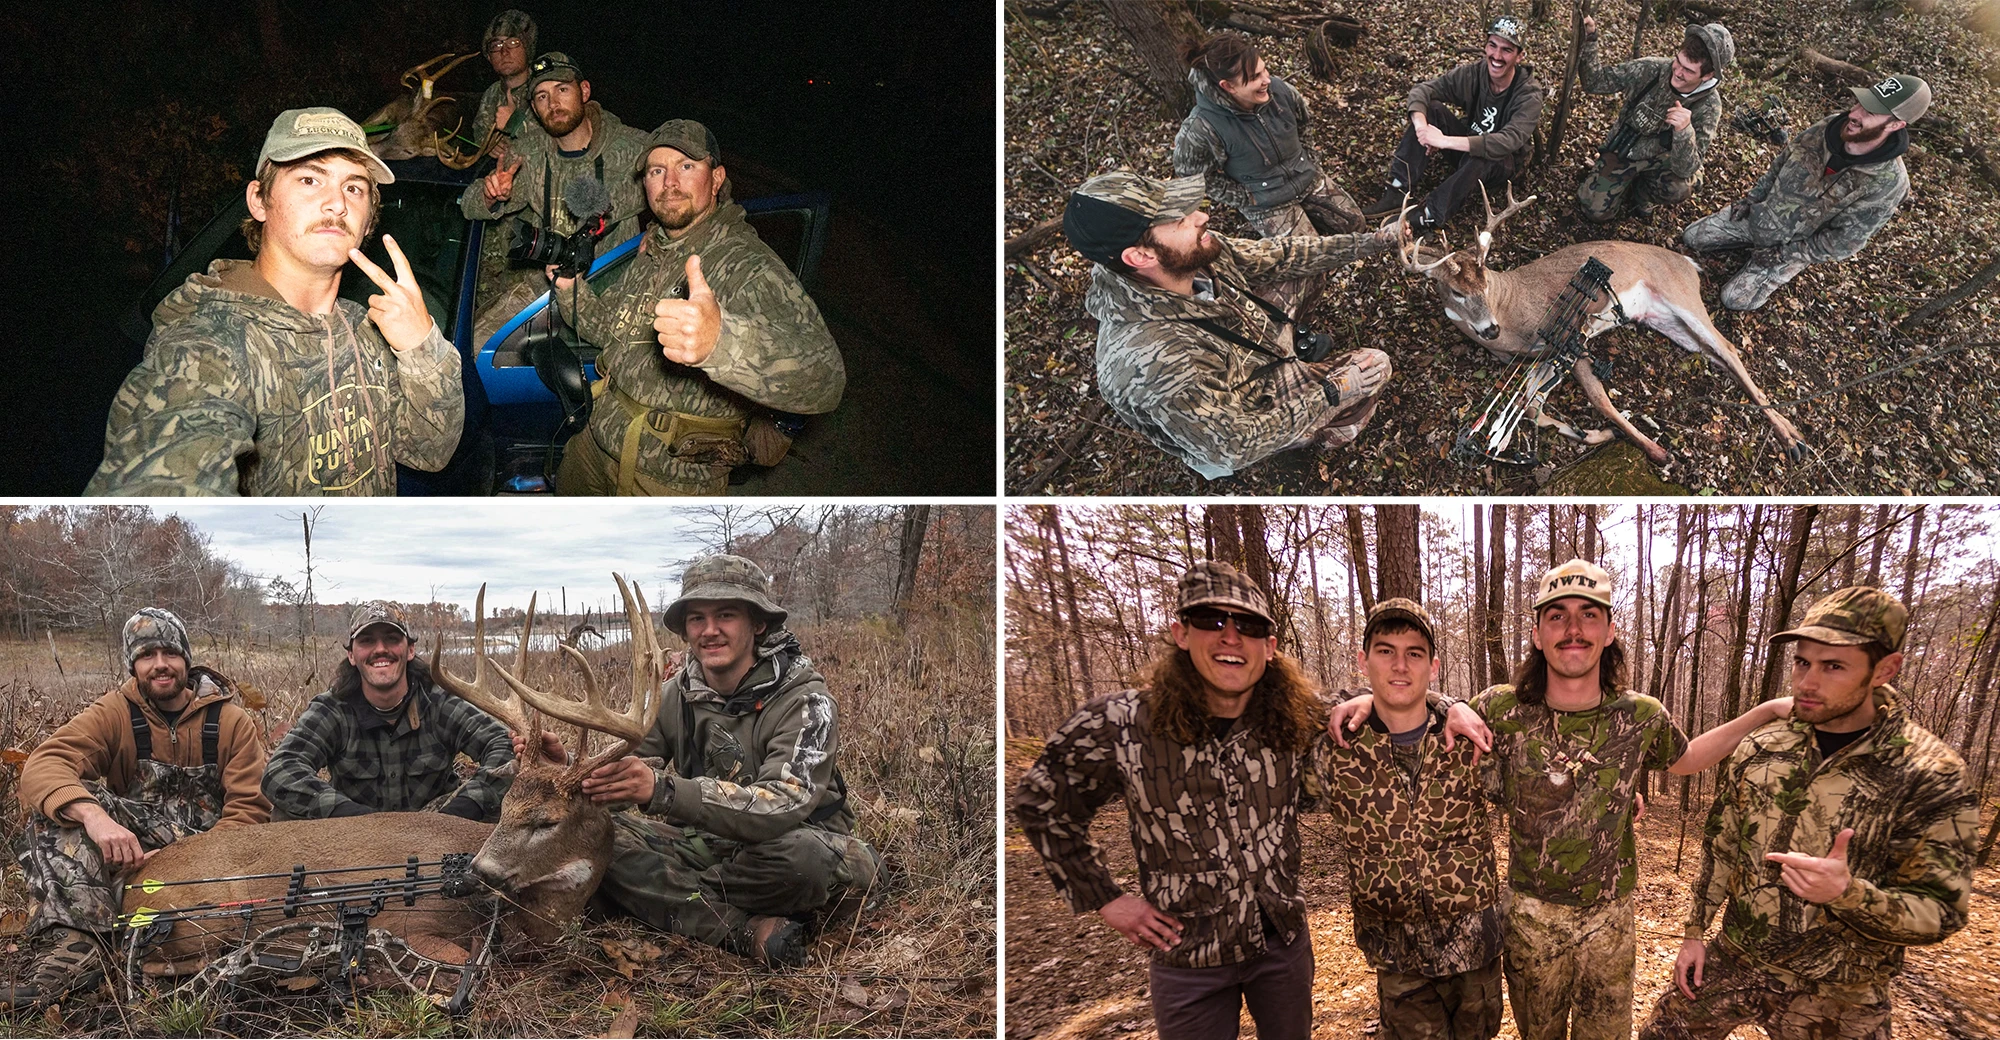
[548,119,844,495]
[1640,586,1977,1040]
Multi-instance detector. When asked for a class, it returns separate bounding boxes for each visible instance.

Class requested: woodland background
[1005,502,2000,1039]
[1005,0,2000,495]
[0,505,997,1039]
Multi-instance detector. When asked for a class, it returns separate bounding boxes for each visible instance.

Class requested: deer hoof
[1783,440,1806,462]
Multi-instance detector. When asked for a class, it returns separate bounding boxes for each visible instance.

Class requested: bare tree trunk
[1675,511,1713,808]
[1473,506,1489,693]
[1757,506,1822,705]
[1961,574,2000,793]
[1344,506,1376,614]
[1487,504,1509,689]
[893,505,932,625]
[1234,506,1291,647]
[1631,0,1652,59]
[1309,544,1333,687]
[1545,0,1592,166]
[1098,0,1201,117]
[1899,505,1925,609]
[1582,504,1599,561]
[1374,505,1423,603]
[1033,507,1078,717]
[1650,506,1693,707]
[1839,505,1862,587]
[1635,505,1651,705]
[1049,511,1094,701]
[1721,505,1762,717]
[1512,506,1527,662]
[1866,504,1892,585]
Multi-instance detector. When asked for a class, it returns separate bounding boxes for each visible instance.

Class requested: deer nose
[467,853,511,894]
[1478,324,1501,340]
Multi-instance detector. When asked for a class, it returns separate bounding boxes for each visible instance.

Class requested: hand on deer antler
[512,729,571,765]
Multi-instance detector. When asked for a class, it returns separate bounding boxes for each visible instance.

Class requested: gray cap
[1683,23,1734,74]
[528,50,582,91]
[123,608,191,670]
[347,601,415,645]
[1852,73,1931,123]
[635,118,721,174]
[257,107,394,184]
[663,555,787,636]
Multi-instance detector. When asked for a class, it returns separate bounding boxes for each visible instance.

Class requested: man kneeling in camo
[5,610,270,1008]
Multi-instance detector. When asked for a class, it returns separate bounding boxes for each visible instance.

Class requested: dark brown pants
[1377,956,1504,1040]
[1386,103,1520,227]
[1147,927,1314,1040]
[1638,943,1891,1040]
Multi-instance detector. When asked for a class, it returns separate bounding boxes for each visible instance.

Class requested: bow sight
[1452,257,1617,466]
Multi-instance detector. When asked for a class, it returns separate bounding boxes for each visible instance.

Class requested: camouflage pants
[1376,957,1503,1040]
[1386,104,1520,228]
[1681,209,1812,312]
[556,426,729,496]
[595,812,881,955]
[1503,890,1635,1040]
[1638,943,1891,1040]
[1576,153,1694,223]
[1241,171,1361,316]
[13,767,222,937]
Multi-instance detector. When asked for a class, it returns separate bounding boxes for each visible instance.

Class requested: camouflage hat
[346,601,415,645]
[1364,597,1436,654]
[1488,14,1528,50]
[483,9,537,60]
[1852,73,1931,123]
[1769,586,1908,653]
[123,608,191,670]
[634,118,721,174]
[664,555,788,636]
[1533,558,1614,611]
[528,51,582,91]
[1683,23,1734,75]
[1175,561,1273,625]
[1064,170,1206,270]
[257,107,395,184]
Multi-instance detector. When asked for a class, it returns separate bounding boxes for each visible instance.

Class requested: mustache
[312,220,354,235]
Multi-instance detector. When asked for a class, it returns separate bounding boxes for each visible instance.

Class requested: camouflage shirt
[1473,684,1689,906]
[1578,38,1722,179]
[1012,689,1306,969]
[554,202,843,488]
[468,78,536,159]
[1688,686,1976,1004]
[459,101,650,245]
[262,659,516,821]
[1087,231,1388,480]
[85,259,463,496]
[1306,698,1503,977]
[1741,112,1910,265]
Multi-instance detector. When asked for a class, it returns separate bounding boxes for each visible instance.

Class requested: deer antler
[1476,181,1538,266]
[400,52,479,99]
[432,584,535,733]
[486,574,664,776]
[1395,192,1455,276]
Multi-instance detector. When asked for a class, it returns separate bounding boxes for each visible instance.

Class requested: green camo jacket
[554,202,843,487]
[459,101,650,246]
[1306,698,1504,977]
[1578,38,1721,180]
[1742,113,1910,265]
[1688,686,1976,1003]
[1086,231,1386,480]
[635,628,855,842]
[86,259,463,496]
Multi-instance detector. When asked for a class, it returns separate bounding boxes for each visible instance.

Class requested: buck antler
[400,52,478,100]
[432,584,535,733]
[487,574,665,776]
[1395,192,1455,276]
[1476,182,1538,266]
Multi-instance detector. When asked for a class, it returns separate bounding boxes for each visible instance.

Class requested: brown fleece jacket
[18,673,271,830]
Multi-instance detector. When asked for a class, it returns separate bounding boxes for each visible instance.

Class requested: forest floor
[1004,738,2000,1040]
[1004,0,2000,495]
[0,623,997,1039]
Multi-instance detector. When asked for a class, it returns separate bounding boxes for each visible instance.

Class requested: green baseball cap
[257,107,394,184]
[1769,586,1908,653]
[634,118,721,175]
[528,51,582,91]
[1852,73,1931,123]
[1364,597,1437,654]
[1064,170,1205,270]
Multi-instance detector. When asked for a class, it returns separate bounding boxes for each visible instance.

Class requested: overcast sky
[163,501,724,614]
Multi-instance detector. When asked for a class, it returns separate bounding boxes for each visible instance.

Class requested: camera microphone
[564,175,611,221]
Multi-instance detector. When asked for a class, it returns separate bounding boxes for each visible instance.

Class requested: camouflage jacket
[468,78,536,158]
[1408,61,1544,161]
[85,260,463,496]
[459,101,650,245]
[1012,689,1306,969]
[1306,699,1503,977]
[1688,687,1976,1004]
[1578,38,1721,179]
[1087,232,1387,480]
[1173,70,1317,214]
[19,672,270,831]
[262,659,516,821]
[1473,684,1688,907]
[553,203,843,487]
[634,628,856,841]
[1742,112,1910,265]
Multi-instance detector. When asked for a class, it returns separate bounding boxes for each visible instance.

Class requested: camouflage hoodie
[1013,688,1307,969]
[1578,36,1722,179]
[1087,232,1385,479]
[86,259,463,496]
[460,101,650,245]
[1688,686,1976,1004]
[1741,112,1910,265]
[636,627,856,842]
[555,203,843,488]
[1306,697,1503,977]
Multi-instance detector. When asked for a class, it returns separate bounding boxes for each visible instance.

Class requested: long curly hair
[1143,638,1318,752]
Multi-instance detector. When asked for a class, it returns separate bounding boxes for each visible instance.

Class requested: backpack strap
[127,699,153,762]
[202,702,224,767]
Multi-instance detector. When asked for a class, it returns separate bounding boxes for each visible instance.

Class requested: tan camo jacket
[1306,697,1503,976]
[1013,688,1306,969]
[1688,686,1976,1003]
[86,260,463,496]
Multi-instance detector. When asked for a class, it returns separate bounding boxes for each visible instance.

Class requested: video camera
[511,174,613,279]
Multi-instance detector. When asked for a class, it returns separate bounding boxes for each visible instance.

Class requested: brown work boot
[0,927,105,1009]
[744,915,810,969]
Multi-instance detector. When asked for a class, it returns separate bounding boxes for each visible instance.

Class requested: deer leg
[1572,358,1672,464]
[1646,308,1805,460]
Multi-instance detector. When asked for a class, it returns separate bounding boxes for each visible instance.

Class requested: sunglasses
[1179,608,1272,639]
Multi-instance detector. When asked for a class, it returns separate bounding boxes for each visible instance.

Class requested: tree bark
[1344,505,1376,614]
[1757,506,1822,705]
[1374,505,1423,603]
[1099,0,1201,117]
[1512,506,1527,662]
[1866,504,1891,585]
[1049,507,1095,705]
[1899,505,1925,610]
[1721,505,1762,717]
[1487,504,1509,690]
[1840,505,1861,587]
[1473,506,1489,693]
[893,505,932,625]
[1798,46,1877,88]
[1582,503,1599,561]
[1544,0,1592,167]
[1649,506,1693,707]
[1900,252,2000,331]
[1963,575,2000,794]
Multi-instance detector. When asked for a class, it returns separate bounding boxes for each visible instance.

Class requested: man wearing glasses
[1014,561,1321,1040]
[470,10,540,162]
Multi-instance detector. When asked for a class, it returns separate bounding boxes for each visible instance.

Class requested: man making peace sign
[88,107,464,496]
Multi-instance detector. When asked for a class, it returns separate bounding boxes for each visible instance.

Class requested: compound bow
[1452,256,1619,466]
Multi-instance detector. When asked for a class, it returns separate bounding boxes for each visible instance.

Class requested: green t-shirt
[1473,684,1689,906]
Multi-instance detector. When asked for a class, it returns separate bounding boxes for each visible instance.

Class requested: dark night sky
[0,0,995,495]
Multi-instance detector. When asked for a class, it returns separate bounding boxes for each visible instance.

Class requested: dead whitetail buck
[362,52,496,169]
[1398,184,1804,465]
[116,576,662,1006]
